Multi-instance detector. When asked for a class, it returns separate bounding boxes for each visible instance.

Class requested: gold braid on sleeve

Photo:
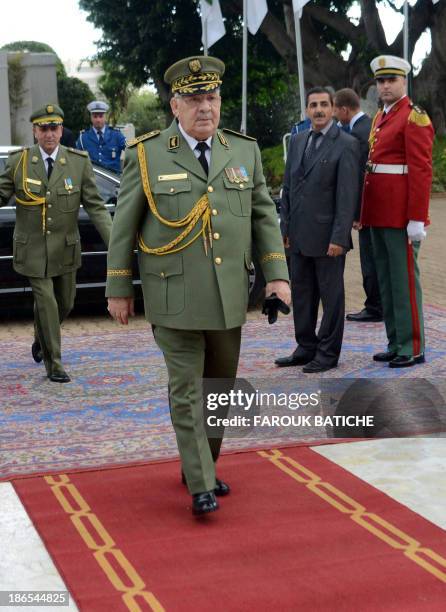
[14,149,47,233]
[136,143,212,256]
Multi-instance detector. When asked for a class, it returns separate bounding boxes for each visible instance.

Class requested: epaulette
[9,147,26,156]
[127,130,161,147]
[67,148,88,156]
[408,104,431,127]
[222,128,256,141]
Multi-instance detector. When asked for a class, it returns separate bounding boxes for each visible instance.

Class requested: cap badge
[379,58,386,68]
[189,59,202,74]
[46,105,54,113]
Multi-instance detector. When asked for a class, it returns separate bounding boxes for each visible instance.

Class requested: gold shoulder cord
[136,142,212,256]
[14,149,47,233]
[368,111,380,150]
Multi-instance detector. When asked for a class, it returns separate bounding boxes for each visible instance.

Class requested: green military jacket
[0,144,112,278]
[106,121,288,330]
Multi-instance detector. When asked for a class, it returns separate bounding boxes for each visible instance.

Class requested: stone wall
[6,52,58,146]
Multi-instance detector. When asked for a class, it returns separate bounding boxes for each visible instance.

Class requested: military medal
[239,166,249,182]
[224,167,234,183]
[64,177,73,191]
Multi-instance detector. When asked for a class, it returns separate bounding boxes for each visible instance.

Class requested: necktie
[195,141,209,176]
[98,130,105,145]
[304,131,322,171]
[47,157,54,179]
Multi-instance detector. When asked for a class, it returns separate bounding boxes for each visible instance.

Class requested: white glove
[407,220,426,243]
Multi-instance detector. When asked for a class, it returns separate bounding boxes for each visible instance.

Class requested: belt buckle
[365,162,373,173]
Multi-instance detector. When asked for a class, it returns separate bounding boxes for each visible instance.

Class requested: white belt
[366,163,408,175]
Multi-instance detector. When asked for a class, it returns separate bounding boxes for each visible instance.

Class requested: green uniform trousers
[153,325,241,495]
[371,227,424,357]
[29,272,77,375]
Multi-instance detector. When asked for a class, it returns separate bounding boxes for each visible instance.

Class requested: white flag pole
[294,10,306,120]
[203,16,209,55]
[241,0,248,134]
[403,1,409,61]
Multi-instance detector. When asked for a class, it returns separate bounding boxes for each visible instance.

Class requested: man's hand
[327,243,345,257]
[107,297,135,325]
[265,280,291,306]
[352,221,362,231]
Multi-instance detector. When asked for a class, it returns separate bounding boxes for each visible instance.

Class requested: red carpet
[13,446,446,611]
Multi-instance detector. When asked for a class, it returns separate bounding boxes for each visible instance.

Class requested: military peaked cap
[370,55,411,79]
[164,55,225,96]
[30,104,64,125]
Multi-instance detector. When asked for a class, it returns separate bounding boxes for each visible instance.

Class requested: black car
[0,147,278,316]
[0,147,133,316]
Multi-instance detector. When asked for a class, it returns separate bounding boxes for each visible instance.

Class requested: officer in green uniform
[0,104,112,382]
[106,56,290,516]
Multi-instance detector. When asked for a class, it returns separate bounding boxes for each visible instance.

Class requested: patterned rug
[1,305,445,480]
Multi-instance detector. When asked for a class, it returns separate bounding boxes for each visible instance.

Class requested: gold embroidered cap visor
[164,55,225,96]
[30,103,64,126]
[370,55,411,80]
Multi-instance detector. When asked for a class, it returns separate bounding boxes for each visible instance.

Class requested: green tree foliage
[0,40,94,135]
[117,90,165,137]
[80,1,446,135]
[79,0,301,146]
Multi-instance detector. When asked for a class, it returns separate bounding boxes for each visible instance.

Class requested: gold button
[48,204,52,208]
[212,208,218,216]
[160,272,165,278]
[215,257,222,265]
[47,217,52,222]
[46,230,51,235]
[213,232,220,240]
[239,184,244,189]
[170,187,175,193]
[207,185,214,193]
[46,191,50,196]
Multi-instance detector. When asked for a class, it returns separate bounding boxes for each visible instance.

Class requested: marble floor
[0,438,444,611]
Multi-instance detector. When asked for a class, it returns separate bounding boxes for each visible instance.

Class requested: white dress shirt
[39,146,59,175]
[178,123,212,166]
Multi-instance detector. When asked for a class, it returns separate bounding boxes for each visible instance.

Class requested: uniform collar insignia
[31,156,39,163]
[60,158,66,165]
[217,131,229,147]
[168,135,179,150]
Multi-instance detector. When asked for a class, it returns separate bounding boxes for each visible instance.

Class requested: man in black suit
[334,88,383,323]
[275,87,360,373]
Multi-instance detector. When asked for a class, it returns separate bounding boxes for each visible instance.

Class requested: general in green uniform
[106,56,290,516]
[0,104,112,382]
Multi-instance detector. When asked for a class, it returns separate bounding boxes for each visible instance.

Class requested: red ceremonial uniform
[361,96,434,228]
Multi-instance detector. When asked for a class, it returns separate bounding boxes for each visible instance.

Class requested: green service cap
[30,104,64,125]
[164,56,225,96]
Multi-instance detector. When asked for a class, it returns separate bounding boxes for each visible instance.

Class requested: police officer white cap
[370,55,411,80]
[87,100,109,114]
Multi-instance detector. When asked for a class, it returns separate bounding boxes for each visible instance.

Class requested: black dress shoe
[302,360,337,374]
[31,340,43,363]
[48,370,71,383]
[182,473,230,497]
[346,309,383,323]
[275,353,314,367]
[389,354,425,368]
[192,491,219,516]
[373,350,397,362]
[214,478,230,497]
